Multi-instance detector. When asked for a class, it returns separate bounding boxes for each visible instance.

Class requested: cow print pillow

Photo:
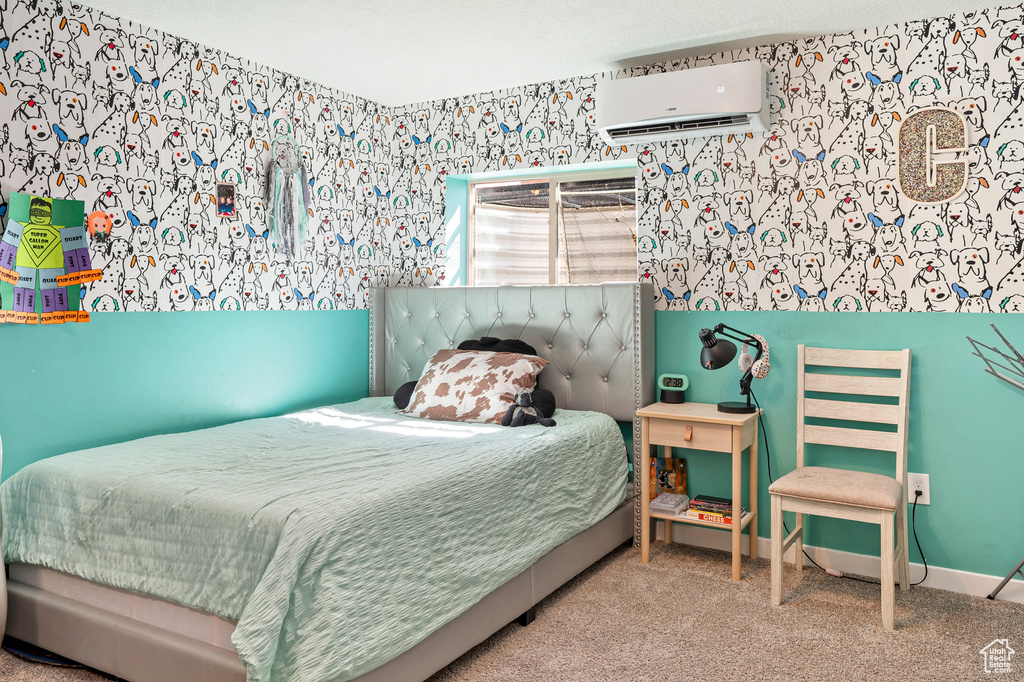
[403,349,549,424]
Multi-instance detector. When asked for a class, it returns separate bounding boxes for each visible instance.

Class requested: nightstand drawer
[647,419,732,452]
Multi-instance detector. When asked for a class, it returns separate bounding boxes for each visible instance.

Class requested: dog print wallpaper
[383,2,1024,314]
[4,1,1024,313]
[0,0,392,313]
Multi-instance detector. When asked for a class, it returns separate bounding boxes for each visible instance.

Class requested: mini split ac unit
[597,61,769,145]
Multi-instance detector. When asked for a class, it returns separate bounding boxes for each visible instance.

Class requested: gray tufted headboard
[369,283,654,422]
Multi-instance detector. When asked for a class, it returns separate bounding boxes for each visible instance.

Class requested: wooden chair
[769,345,911,630]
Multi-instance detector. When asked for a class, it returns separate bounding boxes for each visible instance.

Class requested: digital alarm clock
[658,373,689,404]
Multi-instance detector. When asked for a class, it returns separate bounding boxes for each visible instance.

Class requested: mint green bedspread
[1,397,627,681]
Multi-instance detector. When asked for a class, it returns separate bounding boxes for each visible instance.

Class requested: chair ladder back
[798,346,912,481]
[895,348,911,487]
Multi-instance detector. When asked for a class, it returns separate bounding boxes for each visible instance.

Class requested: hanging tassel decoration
[265,134,310,260]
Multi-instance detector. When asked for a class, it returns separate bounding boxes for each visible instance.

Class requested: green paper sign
[16,224,63,268]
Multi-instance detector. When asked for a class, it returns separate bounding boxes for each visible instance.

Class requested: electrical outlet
[908,473,930,505]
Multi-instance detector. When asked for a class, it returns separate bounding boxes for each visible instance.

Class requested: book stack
[686,494,745,526]
[649,493,689,517]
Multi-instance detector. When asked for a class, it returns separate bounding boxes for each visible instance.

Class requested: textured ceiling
[83,0,998,106]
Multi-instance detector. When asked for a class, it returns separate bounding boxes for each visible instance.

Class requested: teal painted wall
[0,311,369,479]
[655,310,1024,579]
[5,304,1020,580]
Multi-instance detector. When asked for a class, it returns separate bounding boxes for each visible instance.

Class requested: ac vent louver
[604,114,750,141]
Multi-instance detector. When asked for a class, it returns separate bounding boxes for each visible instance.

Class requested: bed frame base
[6,582,242,682]
[5,500,632,682]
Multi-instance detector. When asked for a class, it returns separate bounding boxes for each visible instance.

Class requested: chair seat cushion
[768,466,903,511]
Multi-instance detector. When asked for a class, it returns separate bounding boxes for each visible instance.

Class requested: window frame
[467,166,638,286]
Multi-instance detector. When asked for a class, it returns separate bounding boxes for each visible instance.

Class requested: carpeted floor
[0,647,115,682]
[3,542,1024,680]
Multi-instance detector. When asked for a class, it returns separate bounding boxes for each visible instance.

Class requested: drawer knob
[684,426,693,442]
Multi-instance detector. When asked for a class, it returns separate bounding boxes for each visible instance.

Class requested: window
[469,169,637,285]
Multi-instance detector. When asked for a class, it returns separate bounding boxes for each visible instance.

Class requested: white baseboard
[655,520,1024,604]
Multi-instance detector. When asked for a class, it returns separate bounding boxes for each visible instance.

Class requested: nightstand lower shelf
[650,510,756,531]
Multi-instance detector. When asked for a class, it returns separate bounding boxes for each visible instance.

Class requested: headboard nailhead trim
[633,284,643,547]
[368,297,376,397]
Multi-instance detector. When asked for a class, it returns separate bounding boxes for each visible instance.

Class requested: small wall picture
[216,183,236,218]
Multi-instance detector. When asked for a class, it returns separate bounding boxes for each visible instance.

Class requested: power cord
[911,491,929,586]
[749,387,928,588]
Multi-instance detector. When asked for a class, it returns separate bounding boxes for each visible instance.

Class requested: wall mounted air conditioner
[597,61,769,145]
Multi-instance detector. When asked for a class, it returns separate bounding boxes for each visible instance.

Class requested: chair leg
[897,501,910,592]
[771,494,784,606]
[0,553,5,643]
[881,512,895,630]
[794,512,803,574]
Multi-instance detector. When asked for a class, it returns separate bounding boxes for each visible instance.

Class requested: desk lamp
[698,324,770,413]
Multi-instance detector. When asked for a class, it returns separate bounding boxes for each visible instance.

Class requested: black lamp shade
[697,325,759,414]
[699,332,737,370]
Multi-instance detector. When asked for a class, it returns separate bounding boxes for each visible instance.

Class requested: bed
[0,282,654,682]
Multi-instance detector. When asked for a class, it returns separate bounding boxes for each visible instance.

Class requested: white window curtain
[472,205,549,285]
[558,204,637,284]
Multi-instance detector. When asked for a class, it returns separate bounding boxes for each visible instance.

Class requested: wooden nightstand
[638,401,761,581]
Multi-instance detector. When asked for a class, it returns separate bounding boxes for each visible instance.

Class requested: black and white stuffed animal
[502,390,556,427]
